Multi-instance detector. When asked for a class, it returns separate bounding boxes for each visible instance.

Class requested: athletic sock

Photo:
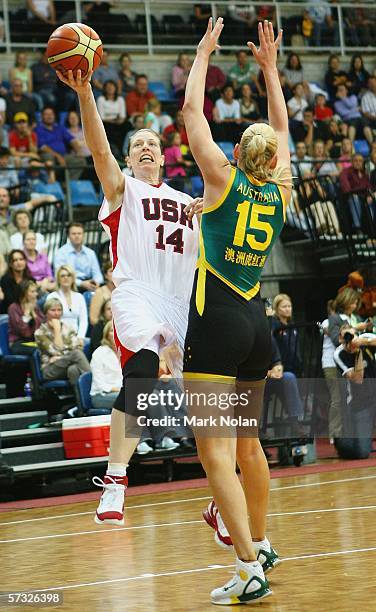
[107,463,128,477]
[253,537,270,551]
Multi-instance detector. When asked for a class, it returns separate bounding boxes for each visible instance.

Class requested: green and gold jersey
[196,166,287,315]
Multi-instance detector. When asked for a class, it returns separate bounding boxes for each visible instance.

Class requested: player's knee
[236,438,263,463]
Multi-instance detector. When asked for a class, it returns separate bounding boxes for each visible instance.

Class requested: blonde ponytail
[239,123,292,187]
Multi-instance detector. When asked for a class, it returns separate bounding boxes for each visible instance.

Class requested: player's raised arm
[182,18,230,186]
[56,69,125,211]
[248,22,290,173]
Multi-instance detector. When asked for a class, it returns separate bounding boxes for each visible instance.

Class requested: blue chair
[148,81,176,103]
[0,319,29,365]
[76,372,111,416]
[59,111,68,126]
[70,180,100,206]
[190,175,204,198]
[83,290,94,312]
[30,350,71,400]
[31,180,65,201]
[217,141,234,161]
[354,140,370,157]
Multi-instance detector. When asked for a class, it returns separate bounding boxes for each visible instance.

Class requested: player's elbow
[182,100,198,118]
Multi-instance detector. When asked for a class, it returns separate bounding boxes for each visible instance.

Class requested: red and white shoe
[93,474,128,525]
[203,500,233,549]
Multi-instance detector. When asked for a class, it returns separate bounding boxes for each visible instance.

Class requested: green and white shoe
[254,538,282,574]
[211,559,272,606]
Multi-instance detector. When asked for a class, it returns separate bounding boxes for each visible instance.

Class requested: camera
[343,331,355,347]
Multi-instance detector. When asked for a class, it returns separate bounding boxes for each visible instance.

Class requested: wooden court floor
[1,466,376,612]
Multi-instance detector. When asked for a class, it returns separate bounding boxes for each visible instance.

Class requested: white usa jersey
[99,175,199,303]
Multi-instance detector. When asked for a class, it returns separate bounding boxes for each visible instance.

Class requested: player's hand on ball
[56,68,93,94]
[184,197,203,220]
[197,17,224,57]
[247,21,282,70]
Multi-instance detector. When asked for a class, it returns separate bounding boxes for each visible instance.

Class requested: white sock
[237,558,262,571]
[107,463,127,477]
[253,537,270,551]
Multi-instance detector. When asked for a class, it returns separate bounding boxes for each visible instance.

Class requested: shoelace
[92,475,125,489]
[92,476,125,509]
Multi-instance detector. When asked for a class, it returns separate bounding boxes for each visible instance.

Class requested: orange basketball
[47,23,103,78]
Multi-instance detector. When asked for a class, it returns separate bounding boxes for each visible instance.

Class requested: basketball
[47,23,103,78]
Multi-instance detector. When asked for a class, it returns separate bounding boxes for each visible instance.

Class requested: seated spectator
[339,154,375,231]
[35,107,83,178]
[325,55,350,101]
[264,333,304,422]
[326,118,347,158]
[308,0,339,48]
[163,109,189,147]
[23,230,55,293]
[212,84,242,143]
[360,76,376,136]
[126,74,155,118]
[0,113,8,149]
[122,114,145,156]
[90,321,121,410]
[365,142,376,176]
[344,6,376,48]
[97,80,126,156]
[348,54,370,96]
[205,56,226,102]
[287,84,308,139]
[192,3,211,36]
[0,187,17,236]
[314,93,333,123]
[27,0,56,29]
[144,98,163,134]
[9,113,39,166]
[172,53,191,98]
[5,79,36,126]
[337,137,354,171]
[0,226,11,259]
[164,131,192,192]
[65,110,91,159]
[312,139,339,180]
[291,141,313,178]
[334,84,371,144]
[89,261,114,326]
[118,52,137,96]
[91,50,120,99]
[9,52,32,97]
[0,147,19,189]
[0,249,34,312]
[31,51,57,110]
[35,298,90,386]
[239,83,261,123]
[8,279,43,355]
[47,265,88,339]
[10,209,46,252]
[19,159,57,197]
[228,50,261,96]
[293,107,330,149]
[89,297,112,357]
[283,53,310,99]
[54,222,104,292]
[271,294,302,377]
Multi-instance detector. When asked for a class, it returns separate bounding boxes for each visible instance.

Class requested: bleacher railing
[1,0,376,55]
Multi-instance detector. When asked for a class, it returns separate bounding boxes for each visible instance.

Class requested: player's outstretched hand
[56,69,93,94]
[247,21,282,71]
[184,197,203,220]
[197,17,224,57]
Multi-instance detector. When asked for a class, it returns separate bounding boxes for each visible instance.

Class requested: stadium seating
[76,372,111,416]
[31,180,65,202]
[190,176,204,198]
[0,318,29,365]
[217,141,234,161]
[148,81,176,102]
[70,180,100,206]
[30,350,71,399]
[354,140,370,157]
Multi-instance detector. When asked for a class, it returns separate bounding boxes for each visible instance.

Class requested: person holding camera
[333,323,376,458]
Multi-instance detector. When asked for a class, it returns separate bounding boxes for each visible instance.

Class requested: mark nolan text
[136,415,258,428]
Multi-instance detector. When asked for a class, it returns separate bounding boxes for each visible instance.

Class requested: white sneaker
[211,559,271,606]
[203,500,232,549]
[93,474,127,525]
[155,436,180,451]
[137,441,154,454]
